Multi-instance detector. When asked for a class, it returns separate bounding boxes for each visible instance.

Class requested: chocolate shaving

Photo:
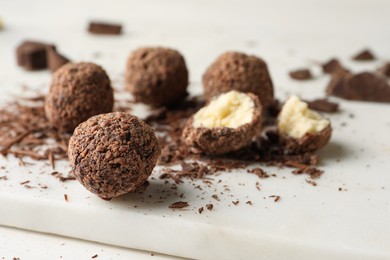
[206,204,213,211]
[91,254,98,259]
[269,195,281,202]
[64,194,68,202]
[289,69,312,80]
[169,201,189,209]
[307,99,339,113]
[20,180,30,185]
[198,207,204,214]
[247,167,269,178]
[51,171,76,182]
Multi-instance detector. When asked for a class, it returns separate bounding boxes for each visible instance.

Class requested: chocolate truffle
[125,47,189,107]
[45,62,114,133]
[202,51,274,109]
[278,96,332,153]
[68,112,160,199]
[182,90,262,155]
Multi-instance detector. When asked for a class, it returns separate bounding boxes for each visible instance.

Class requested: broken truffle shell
[278,96,332,154]
[68,112,160,200]
[45,62,114,133]
[125,47,189,107]
[203,51,274,109]
[182,91,263,155]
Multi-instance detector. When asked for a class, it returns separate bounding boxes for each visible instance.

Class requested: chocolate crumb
[246,201,252,206]
[198,207,204,214]
[307,98,339,113]
[206,204,214,211]
[211,194,220,201]
[232,200,240,205]
[64,194,68,202]
[91,254,98,259]
[269,195,281,202]
[20,180,30,185]
[352,49,376,61]
[247,167,269,178]
[289,69,312,80]
[169,201,189,209]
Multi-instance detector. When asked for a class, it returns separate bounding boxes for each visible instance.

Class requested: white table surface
[1,0,390,259]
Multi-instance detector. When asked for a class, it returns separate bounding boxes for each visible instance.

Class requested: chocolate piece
[289,69,312,80]
[68,112,160,200]
[45,62,114,133]
[16,41,55,71]
[125,47,189,107]
[47,48,70,72]
[327,71,390,103]
[322,58,344,74]
[203,51,274,109]
[352,49,376,61]
[378,63,390,77]
[182,91,263,155]
[284,125,332,154]
[88,21,122,35]
[169,201,189,209]
[307,99,339,113]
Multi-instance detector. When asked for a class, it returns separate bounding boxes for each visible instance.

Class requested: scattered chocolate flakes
[246,201,252,206]
[232,200,240,205]
[322,58,344,74]
[289,69,312,80]
[247,167,269,178]
[284,160,323,179]
[352,49,376,61]
[211,194,220,201]
[169,201,189,209]
[51,171,76,182]
[0,175,8,180]
[91,254,98,259]
[88,21,122,35]
[378,63,390,77]
[206,204,214,211]
[198,207,204,214]
[64,194,68,202]
[307,98,339,113]
[269,195,281,202]
[20,180,30,185]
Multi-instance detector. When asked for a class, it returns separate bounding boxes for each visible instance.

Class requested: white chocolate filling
[193,90,254,129]
[278,96,329,139]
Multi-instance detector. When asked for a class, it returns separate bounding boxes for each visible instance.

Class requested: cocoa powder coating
[202,51,274,108]
[68,112,160,199]
[45,62,114,133]
[125,47,189,107]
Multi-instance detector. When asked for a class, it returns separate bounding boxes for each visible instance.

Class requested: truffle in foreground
[45,62,114,132]
[278,96,332,153]
[182,90,262,155]
[203,51,274,109]
[125,47,188,107]
[68,112,160,200]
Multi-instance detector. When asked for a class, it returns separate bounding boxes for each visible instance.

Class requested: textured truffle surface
[125,47,188,107]
[68,112,160,199]
[45,62,114,133]
[182,93,262,155]
[203,51,274,108]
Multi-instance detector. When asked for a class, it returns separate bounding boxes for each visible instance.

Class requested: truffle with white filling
[182,90,262,155]
[203,51,274,109]
[278,96,332,153]
[125,47,188,107]
[68,112,160,200]
[45,62,114,133]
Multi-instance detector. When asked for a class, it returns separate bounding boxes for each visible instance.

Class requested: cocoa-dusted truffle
[125,47,188,107]
[278,96,332,153]
[203,51,274,109]
[182,90,262,155]
[68,112,160,199]
[45,62,114,133]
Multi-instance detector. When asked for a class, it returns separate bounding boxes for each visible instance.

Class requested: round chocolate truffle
[68,112,160,199]
[203,51,274,109]
[125,47,189,107]
[182,90,263,155]
[45,62,114,133]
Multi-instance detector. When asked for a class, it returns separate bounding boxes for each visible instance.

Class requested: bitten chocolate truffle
[203,51,274,109]
[278,96,332,153]
[182,90,262,155]
[68,112,160,200]
[45,62,114,133]
[125,47,189,107]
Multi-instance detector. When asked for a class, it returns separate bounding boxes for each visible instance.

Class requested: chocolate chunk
[203,51,274,109]
[88,21,122,35]
[289,69,312,80]
[352,49,376,61]
[322,58,344,74]
[47,48,70,72]
[307,99,339,113]
[326,70,352,98]
[16,41,55,71]
[378,63,390,77]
